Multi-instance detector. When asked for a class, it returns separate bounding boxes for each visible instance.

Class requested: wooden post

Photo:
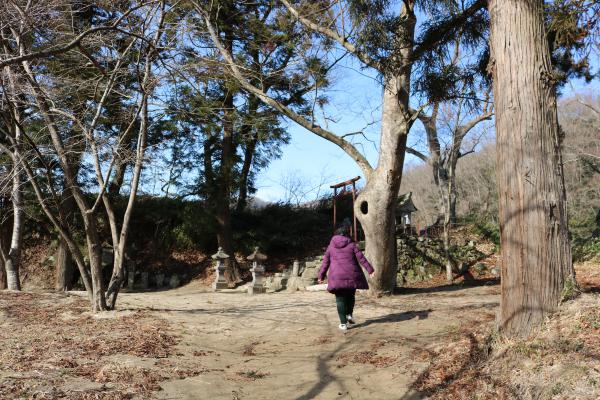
[352,180,358,242]
[333,187,337,232]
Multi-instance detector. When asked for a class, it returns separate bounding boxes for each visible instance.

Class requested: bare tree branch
[195,2,373,174]
[279,0,382,71]
[0,2,154,68]
[406,146,429,162]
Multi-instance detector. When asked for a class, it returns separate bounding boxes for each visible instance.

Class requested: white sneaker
[346,315,355,325]
[338,324,348,331]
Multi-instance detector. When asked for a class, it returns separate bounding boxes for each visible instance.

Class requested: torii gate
[330,176,361,242]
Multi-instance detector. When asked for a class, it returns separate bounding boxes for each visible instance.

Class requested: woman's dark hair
[334,224,351,237]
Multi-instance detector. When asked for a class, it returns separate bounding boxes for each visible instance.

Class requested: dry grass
[411,287,600,399]
[337,340,398,368]
[0,291,208,399]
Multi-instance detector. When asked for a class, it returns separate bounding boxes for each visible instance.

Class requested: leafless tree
[407,93,493,281]
[0,0,168,310]
[278,167,335,207]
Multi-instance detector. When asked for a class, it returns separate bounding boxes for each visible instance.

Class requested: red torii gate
[330,176,361,242]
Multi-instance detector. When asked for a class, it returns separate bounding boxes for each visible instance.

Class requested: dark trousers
[334,289,356,324]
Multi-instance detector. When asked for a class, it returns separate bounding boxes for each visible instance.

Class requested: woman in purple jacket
[318,226,375,331]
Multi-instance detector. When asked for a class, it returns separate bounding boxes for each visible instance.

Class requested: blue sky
[254,57,382,202]
[253,56,599,202]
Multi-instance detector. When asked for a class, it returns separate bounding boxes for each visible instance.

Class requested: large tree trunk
[85,221,106,312]
[236,94,260,212]
[55,240,75,291]
[0,203,12,291]
[55,193,77,291]
[0,260,5,289]
[217,31,242,286]
[355,3,415,295]
[441,165,457,281]
[236,58,261,212]
[218,88,242,284]
[236,137,256,212]
[436,160,460,281]
[356,74,412,294]
[489,0,574,337]
[4,124,24,291]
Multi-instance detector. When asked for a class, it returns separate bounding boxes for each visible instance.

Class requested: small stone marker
[300,258,320,286]
[286,260,304,292]
[247,247,267,295]
[212,247,229,291]
[291,260,300,277]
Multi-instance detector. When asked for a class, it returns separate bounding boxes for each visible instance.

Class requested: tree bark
[0,261,5,289]
[2,101,25,291]
[214,27,242,286]
[4,159,23,291]
[353,3,416,295]
[55,192,77,291]
[55,240,75,291]
[489,0,575,337]
[441,164,457,281]
[218,82,242,285]
[20,59,102,308]
[236,95,260,212]
[0,221,8,290]
[236,137,257,212]
[83,213,106,311]
[356,73,413,294]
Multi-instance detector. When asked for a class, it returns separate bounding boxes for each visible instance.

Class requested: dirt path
[114,283,500,400]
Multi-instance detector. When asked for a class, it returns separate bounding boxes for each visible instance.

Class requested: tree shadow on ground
[584,286,600,293]
[395,277,499,295]
[398,333,507,400]
[580,282,600,294]
[294,336,349,400]
[358,309,432,329]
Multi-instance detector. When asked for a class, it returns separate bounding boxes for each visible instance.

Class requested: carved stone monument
[247,247,267,295]
[212,247,229,291]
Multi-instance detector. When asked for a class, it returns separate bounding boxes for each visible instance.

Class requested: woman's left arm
[318,248,331,281]
[353,244,374,274]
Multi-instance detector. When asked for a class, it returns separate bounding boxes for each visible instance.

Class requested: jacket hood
[330,235,352,248]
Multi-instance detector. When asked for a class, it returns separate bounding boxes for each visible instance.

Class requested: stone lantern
[247,247,267,295]
[212,247,229,291]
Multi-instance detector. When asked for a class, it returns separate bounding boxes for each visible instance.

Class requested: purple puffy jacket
[318,235,374,292]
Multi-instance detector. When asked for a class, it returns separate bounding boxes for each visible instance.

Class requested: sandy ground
[110,283,499,400]
[4,264,598,399]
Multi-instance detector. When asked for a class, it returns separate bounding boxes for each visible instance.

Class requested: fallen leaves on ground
[0,291,208,399]
[411,290,600,400]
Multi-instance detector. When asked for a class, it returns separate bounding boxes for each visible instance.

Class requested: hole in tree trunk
[360,201,368,215]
